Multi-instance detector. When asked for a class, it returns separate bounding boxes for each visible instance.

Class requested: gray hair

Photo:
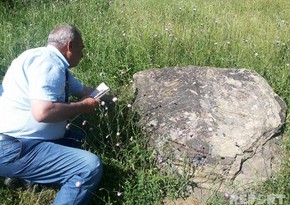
[47,24,82,47]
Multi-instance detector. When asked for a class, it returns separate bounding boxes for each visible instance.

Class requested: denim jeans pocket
[0,139,22,164]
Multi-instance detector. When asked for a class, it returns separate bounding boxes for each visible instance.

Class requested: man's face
[67,38,84,68]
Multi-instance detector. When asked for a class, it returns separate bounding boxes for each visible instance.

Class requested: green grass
[0,0,289,204]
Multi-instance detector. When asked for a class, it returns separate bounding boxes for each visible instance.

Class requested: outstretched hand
[80,97,101,113]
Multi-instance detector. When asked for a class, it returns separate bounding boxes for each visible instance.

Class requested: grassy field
[0,0,289,204]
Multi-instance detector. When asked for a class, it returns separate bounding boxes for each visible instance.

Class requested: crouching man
[0,24,103,205]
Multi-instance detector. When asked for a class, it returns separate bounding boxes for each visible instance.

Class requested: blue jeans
[0,132,103,205]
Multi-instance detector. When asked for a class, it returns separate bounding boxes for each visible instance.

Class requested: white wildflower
[75,181,82,187]
[117,191,122,196]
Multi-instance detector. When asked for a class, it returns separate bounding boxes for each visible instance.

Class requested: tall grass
[0,0,289,204]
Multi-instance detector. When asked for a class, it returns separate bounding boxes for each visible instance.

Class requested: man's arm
[74,86,95,98]
[31,97,100,123]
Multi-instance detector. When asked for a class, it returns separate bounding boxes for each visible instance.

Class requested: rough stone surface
[132,66,287,199]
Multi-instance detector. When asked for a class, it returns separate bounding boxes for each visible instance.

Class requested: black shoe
[4,177,26,189]
[4,177,46,192]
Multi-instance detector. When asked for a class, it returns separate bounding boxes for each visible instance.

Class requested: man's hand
[79,97,101,113]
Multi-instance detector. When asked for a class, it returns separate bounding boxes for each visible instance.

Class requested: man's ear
[67,40,73,52]
[61,41,72,61]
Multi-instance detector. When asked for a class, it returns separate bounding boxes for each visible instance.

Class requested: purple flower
[115,142,122,147]
[224,192,230,199]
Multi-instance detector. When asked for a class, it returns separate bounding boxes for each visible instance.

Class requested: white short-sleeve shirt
[0,45,84,140]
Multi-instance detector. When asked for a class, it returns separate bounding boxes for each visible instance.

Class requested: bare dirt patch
[163,196,205,205]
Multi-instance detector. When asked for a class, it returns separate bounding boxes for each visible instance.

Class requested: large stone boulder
[132,66,287,198]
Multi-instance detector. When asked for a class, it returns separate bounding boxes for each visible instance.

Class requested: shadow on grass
[90,162,132,205]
